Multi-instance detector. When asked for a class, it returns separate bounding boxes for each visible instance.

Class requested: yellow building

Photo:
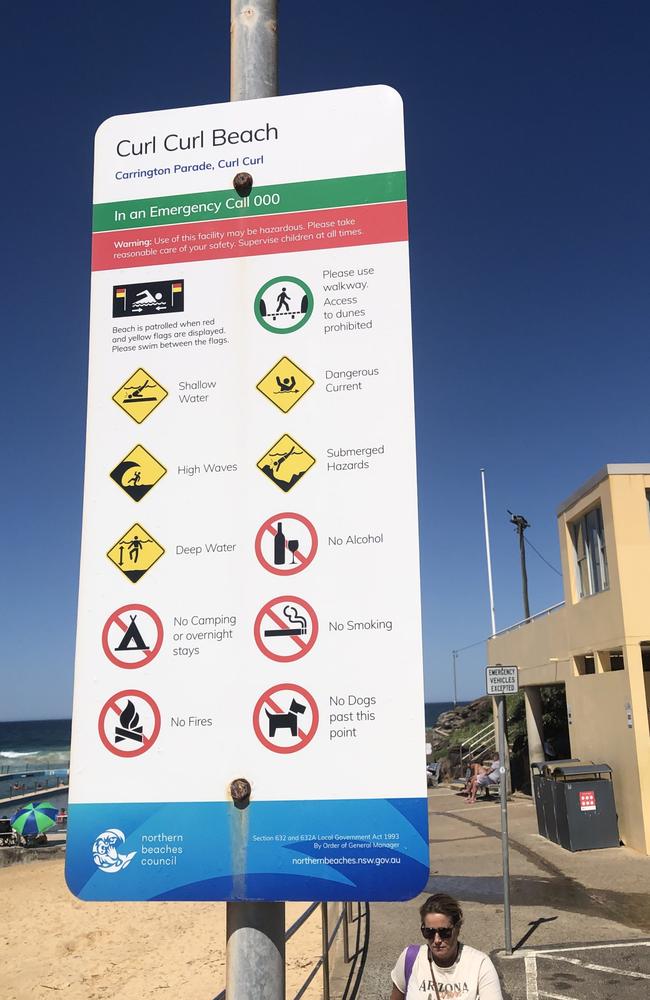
[488,465,650,854]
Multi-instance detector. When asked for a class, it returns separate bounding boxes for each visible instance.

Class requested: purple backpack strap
[404,944,420,992]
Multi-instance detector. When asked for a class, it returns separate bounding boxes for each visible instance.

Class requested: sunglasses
[421,925,455,941]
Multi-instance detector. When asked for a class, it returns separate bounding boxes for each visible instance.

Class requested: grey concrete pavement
[358,786,650,1000]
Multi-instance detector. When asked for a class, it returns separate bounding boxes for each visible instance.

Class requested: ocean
[0,704,463,768]
[0,718,72,770]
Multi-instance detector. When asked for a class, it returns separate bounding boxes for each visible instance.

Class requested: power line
[524,535,562,576]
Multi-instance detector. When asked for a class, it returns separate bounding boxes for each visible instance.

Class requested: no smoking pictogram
[253,683,319,753]
[254,513,318,576]
[98,690,161,757]
[102,605,164,668]
[254,596,318,662]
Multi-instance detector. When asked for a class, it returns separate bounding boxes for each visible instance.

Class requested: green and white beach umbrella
[10,802,58,836]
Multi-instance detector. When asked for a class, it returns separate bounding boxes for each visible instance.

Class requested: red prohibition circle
[101,604,164,669]
[254,512,318,576]
[253,683,319,754]
[254,595,319,662]
[98,689,161,757]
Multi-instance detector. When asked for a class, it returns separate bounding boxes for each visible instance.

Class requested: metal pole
[480,469,497,636]
[518,524,531,621]
[321,902,331,1000]
[452,650,458,706]
[227,5,283,1000]
[497,694,512,954]
[231,0,278,101]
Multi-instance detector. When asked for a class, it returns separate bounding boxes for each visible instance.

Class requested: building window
[641,643,650,672]
[601,649,625,672]
[575,653,596,675]
[571,505,609,598]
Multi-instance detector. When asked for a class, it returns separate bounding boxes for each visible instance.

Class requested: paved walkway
[358,786,650,1000]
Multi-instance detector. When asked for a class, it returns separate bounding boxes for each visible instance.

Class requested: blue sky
[2,1,649,720]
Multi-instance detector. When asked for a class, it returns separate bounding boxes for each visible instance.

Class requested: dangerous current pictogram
[254,596,318,662]
[256,357,314,413]
[253,683,319,753]
[254,512,318,576]
[98,690,161,757]
[102,604,164,669]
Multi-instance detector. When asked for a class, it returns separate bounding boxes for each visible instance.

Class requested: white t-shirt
[391,943,503,1000]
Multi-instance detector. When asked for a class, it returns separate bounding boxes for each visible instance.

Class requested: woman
[389,893,503,1000]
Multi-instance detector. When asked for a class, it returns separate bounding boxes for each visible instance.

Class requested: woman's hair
[419,893,463,928]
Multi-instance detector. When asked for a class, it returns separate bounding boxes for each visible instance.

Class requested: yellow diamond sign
[107,523,165,582]
[257,434,316,493]
[110,444,167,502]
[113,368,168,423]
[256,357,314,413]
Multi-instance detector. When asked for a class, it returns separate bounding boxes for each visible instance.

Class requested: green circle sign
[254,276,314,334]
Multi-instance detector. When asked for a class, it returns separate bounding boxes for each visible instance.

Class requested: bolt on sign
[67,86,427,904]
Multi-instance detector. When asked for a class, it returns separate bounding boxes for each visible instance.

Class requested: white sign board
[66,86,428,903]
[486,665,519,696]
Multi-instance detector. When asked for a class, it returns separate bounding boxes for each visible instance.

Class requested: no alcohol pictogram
[253,683,319,753]
[254,596,318,662]
[98,690,161,757]
[102,605,164,669]
[255,513,318,576]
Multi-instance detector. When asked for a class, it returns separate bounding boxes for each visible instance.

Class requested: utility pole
[227,5,283,1000]
[508,510,530,621]
[452,650,458,706]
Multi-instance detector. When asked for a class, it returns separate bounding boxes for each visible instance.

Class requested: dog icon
[266,699,306,737]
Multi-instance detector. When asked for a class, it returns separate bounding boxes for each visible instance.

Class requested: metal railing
[491,602,565,638]
[460,720,497,768]
[0,760,70,776]
[213,900,370,1000]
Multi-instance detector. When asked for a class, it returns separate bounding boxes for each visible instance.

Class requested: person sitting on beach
[467,757,500,803]
[389,892,503,1000]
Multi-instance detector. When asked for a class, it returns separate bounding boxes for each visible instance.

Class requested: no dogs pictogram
[254,596,318,662]
[255,513,318,576]
[98,690,161,757]
[102,605,164,669]
[253,683,319,753]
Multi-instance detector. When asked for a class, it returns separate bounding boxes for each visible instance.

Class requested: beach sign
[66,86,427,902]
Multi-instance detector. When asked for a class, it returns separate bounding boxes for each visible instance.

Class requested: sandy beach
[1,856,323,1000]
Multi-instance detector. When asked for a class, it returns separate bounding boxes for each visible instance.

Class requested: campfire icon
[115,700,143,744]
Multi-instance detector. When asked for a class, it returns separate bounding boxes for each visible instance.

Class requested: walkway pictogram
[257,433,315,493]
[254,596,318,662]
[256,357,314,413]
[254,276,314,334]
[101,604,164,668]
[107,523,165,583]
[112,368,168,423]
[253,683,319,753]
[98,690,161,757]
[110,444,167,501]
[254,512,318,576]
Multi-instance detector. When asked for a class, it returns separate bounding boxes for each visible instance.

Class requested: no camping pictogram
[254,512,318,576]
[254,596,318,662]
[253,683,319,754]
[98,690,161,757]
[101,604,164,669]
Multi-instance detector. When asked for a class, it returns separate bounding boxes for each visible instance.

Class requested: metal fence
[214,900,370,1000]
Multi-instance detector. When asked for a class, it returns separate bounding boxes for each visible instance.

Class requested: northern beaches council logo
[92,828,137,873]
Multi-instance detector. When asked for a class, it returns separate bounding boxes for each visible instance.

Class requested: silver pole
[452,650,458,706]
[231,0,278,101]
[321,902,331,1000]
[497,694,512,954]
[480,468,497,636]
[227,5,283,1000]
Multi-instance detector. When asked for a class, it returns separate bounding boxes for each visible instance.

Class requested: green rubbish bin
[548,763,620,851]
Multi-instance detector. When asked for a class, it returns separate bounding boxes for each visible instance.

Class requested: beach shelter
[10,802,58,837]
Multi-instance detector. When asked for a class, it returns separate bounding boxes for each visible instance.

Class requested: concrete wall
[488,470,650,855]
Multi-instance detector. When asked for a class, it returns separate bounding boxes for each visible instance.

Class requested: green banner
[93,171,406,232]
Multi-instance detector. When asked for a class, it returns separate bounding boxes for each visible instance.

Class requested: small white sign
[486,665,519,695]
[425,742,432,755]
